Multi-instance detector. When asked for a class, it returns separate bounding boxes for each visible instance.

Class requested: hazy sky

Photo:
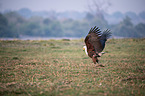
[0,0,145,14]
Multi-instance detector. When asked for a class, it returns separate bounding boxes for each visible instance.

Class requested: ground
[0,38,145,96]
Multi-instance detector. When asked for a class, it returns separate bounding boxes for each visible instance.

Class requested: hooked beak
[83,47,85,51]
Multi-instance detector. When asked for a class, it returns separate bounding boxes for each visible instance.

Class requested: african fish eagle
[83,26,111,65]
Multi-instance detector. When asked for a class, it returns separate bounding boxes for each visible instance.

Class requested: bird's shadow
[95,64,105,67]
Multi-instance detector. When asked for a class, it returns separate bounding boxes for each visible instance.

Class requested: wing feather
[100,29,111,40]
[85,26,111,54]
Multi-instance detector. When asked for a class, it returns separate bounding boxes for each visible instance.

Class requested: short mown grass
[0,38,145,96]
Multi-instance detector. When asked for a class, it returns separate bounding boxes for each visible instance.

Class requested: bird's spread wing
[99,29,111,50]
[100,29,111,41]
[88,26,102,53]
[85,26,111,53]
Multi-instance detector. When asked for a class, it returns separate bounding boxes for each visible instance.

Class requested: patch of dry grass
[0,39,145,96]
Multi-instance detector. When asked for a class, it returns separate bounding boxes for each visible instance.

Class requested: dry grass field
[0,38,145,96]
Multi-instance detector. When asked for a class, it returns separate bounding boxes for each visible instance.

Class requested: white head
[83,46,88,55]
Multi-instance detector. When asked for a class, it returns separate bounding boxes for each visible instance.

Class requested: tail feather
[98,52,106,56]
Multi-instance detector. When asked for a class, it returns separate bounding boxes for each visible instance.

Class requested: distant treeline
[0,10,145,38]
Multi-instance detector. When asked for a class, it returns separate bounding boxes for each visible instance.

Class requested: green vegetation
[0,11,145,38]
[0,38,145,96]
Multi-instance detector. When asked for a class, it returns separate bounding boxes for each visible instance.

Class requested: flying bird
[83,26,111,66]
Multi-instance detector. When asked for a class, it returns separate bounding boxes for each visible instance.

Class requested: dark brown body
[85,36,98,64]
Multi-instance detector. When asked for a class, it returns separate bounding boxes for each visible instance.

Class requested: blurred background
[0,0,145,39]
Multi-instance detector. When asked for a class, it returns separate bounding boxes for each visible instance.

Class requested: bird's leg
[95,60,99,67]
[92,55,97,64]
[95,56,105,67]
[92,55,99,67]
[92,55,105,67]
[95,58,100,67]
